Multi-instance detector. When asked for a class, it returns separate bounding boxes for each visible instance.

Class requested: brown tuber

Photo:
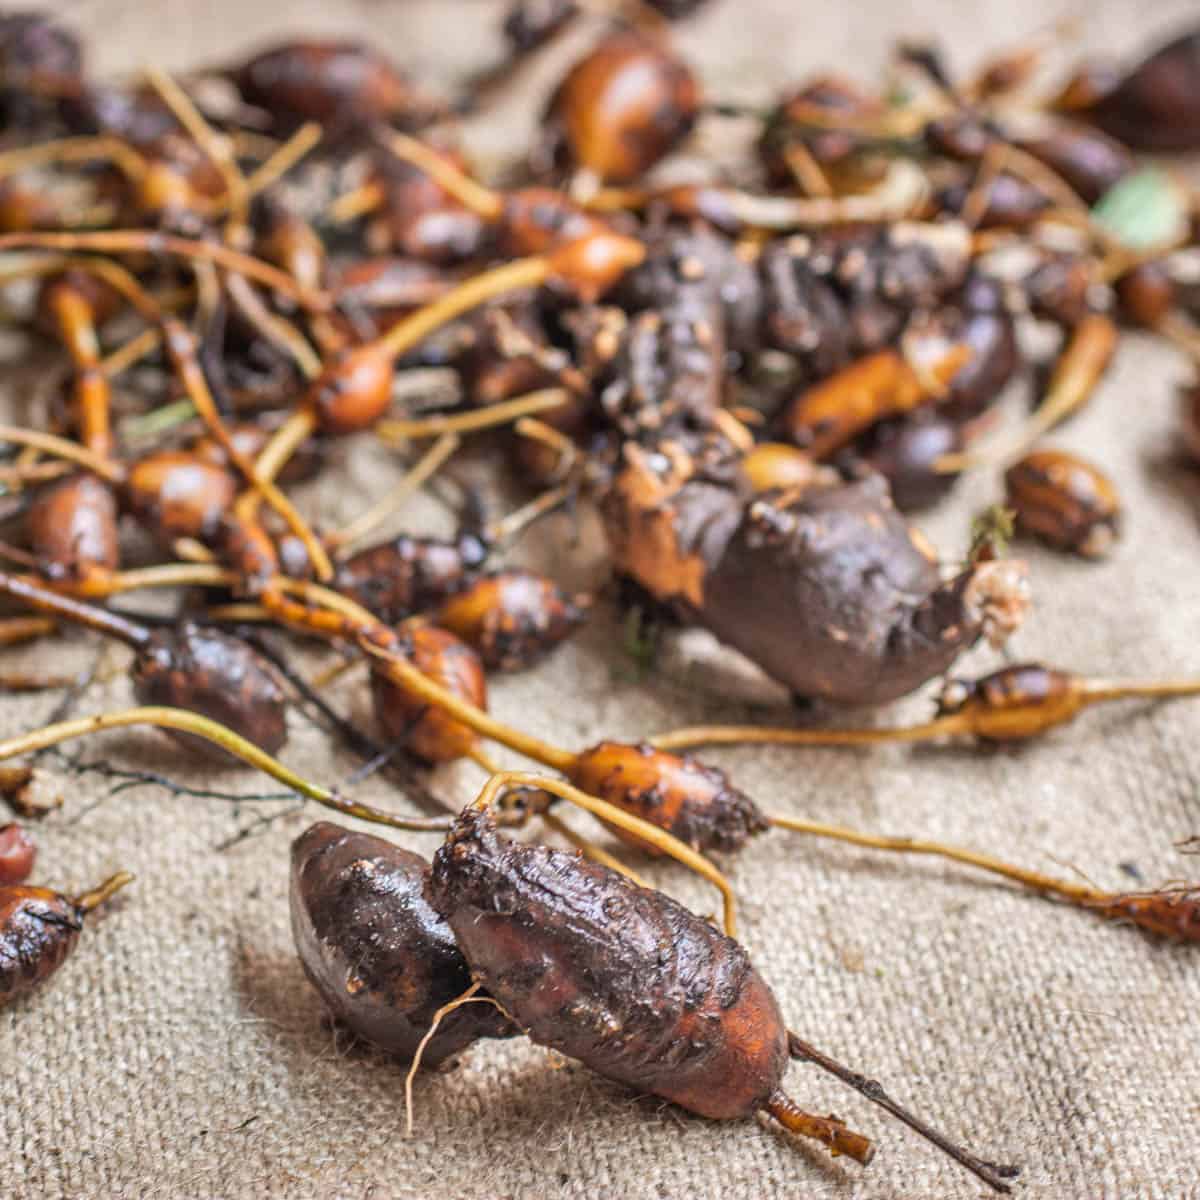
[1079,30,1200,151]
[567,741,768,855]
[0,823,35,885]
[229,40,438,139]
[605,454,1031,705]
[124,451,239,545]
[25,473,120,584]
[428,795,1017,1191]
[334,531,489,626]
[1004,449,1121,559]
[290,823,515,1065]
[543,32,701,184]
[369,621,488,764]
[434,570,590,671]
[0,871,132,1002]
[0,572,289,759]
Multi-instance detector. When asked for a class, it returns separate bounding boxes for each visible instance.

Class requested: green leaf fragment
[1092,167,1189,252]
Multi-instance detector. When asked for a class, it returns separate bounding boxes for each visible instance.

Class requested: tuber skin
[567,741,768,855]
[1181,382,1200,465]
[542,32,702,183]
[1004,449,1121,560]
[435,570,590,672]
[1115,261,1175,330]
[25,473,119,584]
[289,823,515,1065]
[605,453,1030,705]
[132,622,290,759]
[0,572,289,760]
[1080,30,1200,152]
[124,451,239,545]
[0,823,35,885]
[857,413,964,511]
[334,531,489,627]
[701,472,1029,704]
[502,0,579,55]
[429,804,791,1121]
[369,621,488,763]
[229,40,437,140]
[430,801,1015,1189]
[0,871,132,1002]
[1016,121,1134,205]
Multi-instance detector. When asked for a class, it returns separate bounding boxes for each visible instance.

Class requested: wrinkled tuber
[290,822,515,1064]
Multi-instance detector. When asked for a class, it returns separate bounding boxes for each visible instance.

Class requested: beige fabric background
[3,2,1200,1197]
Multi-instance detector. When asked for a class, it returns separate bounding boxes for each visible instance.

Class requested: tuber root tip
[962,559,1031,649]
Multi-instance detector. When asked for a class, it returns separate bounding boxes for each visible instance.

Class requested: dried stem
[326,181,385,223]
[71,561,233,597]
[0,706,452,832]
[145,65,247,228]
[485,482,571,544]
[765,813,1099,904]
[0,570,152,649]
[162,320,332,580]
[235,124,323,206]
[376,386,567,442]
[100,327,163,378]
[0,252,161,322]
[234,407,318,525]
[357,637,576,773]
[73,870,135,913]
[404,982,485,1134]
[0,424,124,482]
[787,1033,1019,1193]
[373,257,552,362]
[937,313,1118,472]
[0,232,330,311]
[0,461,72,488]
[763,1092,874,1164]
[327,432,460,553]
[0,136,148,183]
[1077,677,1200,705]
[650,716,966,753]
[0,616,56,646]
[224,273,322,378]
[589,160,928,228]
[380,132,503,220]
[513,416,578,478]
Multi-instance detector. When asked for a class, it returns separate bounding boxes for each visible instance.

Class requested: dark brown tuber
[605,453,1031,704]
[429,798,1017,1190]
[290,822,514,1065]
[1005,449,1121,559]
[1079,30,1200,151]
[229,40,437,139]
[132,622,290,759]
[0,871,132,1002]
[334,531,489,627]
[0,572,289,759]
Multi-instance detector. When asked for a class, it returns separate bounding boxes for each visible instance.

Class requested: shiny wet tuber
[290,822,514,1065]
[1004,449,1121,560]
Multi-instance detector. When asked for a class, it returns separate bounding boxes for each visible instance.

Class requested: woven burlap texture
[4,2,1200,1197]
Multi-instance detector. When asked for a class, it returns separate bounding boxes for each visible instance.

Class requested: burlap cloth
[3,2,1200,1197]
